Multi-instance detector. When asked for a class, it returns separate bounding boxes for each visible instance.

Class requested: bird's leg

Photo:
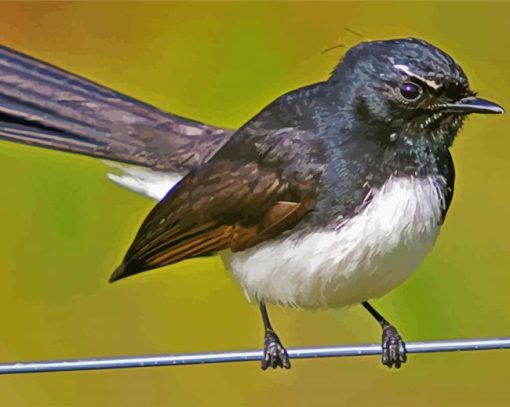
[362,301,407,368]
[259,301,291,370]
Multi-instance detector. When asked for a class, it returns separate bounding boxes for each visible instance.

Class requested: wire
[0,337,508,375]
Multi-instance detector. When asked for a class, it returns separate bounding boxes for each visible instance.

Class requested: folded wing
[110,159,318,282]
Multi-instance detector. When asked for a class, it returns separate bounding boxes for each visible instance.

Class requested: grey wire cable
[0,337,508,375]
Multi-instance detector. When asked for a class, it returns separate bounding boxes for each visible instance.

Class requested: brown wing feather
[146,226,233,266]
[110,160,318,282]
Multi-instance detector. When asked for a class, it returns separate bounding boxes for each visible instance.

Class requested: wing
[0,45,234,173]
[110,159,319,282]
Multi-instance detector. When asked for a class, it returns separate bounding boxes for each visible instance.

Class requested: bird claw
[261,330,291,370]
[381,324,407,369]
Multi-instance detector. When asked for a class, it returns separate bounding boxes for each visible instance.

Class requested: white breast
[228,175,446,309]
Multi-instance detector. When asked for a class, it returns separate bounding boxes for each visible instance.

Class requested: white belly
[229,175,446,309]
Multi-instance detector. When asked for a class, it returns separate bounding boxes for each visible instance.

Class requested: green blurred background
[0,1,508,406]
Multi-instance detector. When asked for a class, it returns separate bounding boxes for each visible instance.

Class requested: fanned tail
[0,45,234,173]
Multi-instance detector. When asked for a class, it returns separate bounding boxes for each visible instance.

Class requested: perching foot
[381,324,407,369]
[261,329,291,370]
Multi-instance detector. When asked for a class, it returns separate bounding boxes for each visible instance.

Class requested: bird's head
[329,38,503,148]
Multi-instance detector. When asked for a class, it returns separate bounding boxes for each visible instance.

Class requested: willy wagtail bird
[0,38,503,370]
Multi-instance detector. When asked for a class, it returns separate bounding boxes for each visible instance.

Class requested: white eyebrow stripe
[393,64,442,90]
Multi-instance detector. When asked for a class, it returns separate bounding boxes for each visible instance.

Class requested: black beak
[440,96,504,115]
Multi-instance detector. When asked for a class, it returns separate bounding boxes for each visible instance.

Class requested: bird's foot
[261,329,291,370]
[381,324,407,369]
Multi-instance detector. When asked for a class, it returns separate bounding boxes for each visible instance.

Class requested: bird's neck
[312,89,452,180]
[318,129,449,199]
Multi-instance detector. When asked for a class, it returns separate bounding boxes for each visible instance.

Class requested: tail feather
[0,45,234,173]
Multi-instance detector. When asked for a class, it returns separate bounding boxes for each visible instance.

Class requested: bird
[0,38,503,370]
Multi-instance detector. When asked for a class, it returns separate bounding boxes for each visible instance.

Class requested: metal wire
[0,337,508,375]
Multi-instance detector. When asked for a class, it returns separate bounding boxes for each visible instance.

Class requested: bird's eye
[399,82,422,101]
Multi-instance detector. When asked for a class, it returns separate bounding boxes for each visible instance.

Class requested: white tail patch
[103,162,183,201]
